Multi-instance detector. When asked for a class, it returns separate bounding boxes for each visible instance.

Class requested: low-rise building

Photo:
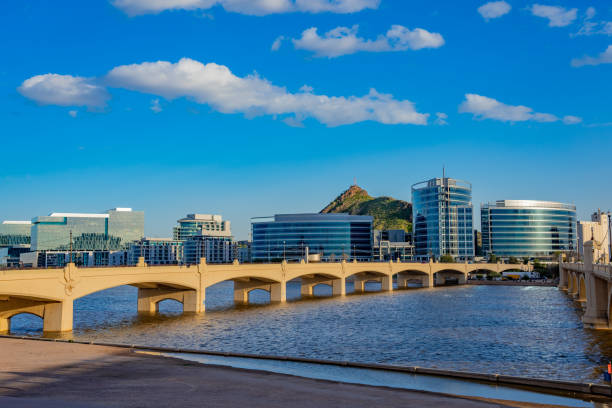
[251,213,373,262]
[127,238,183,265]
[481,200,577,259]
[373,229,414,261]
[578,210,610,263]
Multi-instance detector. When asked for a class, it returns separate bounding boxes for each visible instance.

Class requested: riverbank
[467,280,557,287]
[0,338,573,408]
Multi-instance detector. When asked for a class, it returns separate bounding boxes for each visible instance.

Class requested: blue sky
[1,0,611,240]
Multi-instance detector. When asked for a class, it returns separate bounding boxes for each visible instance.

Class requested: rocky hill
[321,185,412,232]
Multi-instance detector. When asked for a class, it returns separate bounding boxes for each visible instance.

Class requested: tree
[523,257,530,265]
[439,254,454,263]
[509,256,519,265]
[488,253,498,263]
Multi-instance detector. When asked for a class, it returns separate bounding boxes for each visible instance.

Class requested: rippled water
[11,282,612,383]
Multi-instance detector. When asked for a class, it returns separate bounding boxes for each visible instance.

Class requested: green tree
[523,257,530,265]
[488,253,498,263]
[508,256,519,265]
[439,254,454,263]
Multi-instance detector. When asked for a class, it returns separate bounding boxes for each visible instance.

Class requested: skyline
[1,0,611,240]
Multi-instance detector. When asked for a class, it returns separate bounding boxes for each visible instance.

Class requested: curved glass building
[412,177,474,261]
[481,200,577,258]
[251,213,372,262]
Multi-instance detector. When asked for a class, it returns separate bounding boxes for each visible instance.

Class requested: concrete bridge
[0,259,525,333]
[560,241,612,329]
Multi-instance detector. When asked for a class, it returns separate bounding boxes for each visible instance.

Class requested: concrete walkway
[0,338,565,408]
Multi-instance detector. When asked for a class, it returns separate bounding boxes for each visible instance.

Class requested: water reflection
[10,282,612,383]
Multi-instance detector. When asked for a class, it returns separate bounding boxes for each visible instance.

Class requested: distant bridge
[0,259,526,333]
[560,241,612,329]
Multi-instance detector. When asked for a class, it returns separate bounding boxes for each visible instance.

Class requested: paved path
[0,338,564,408]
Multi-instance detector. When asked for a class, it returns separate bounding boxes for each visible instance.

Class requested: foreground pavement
[0,338,567,408]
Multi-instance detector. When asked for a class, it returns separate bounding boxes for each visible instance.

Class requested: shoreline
[0,336,608,407]
[467,281,557,287]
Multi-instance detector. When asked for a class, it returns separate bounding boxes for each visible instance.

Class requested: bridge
[560,241,612,329]
[0,259,526,333]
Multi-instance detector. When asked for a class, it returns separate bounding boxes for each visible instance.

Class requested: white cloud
[102,58,429,126]
[111,0,380,16]
[68,110,78,118]
[459,93,580,124]
[562,115,582,124]
[150,98,162,113]
[18,74,109,108]
[478,1,511,20]
[529,4,577,27]
[571,45,612,67]
[434,112,448,125]
[292,25,444,58]
[574,7,612,37]
[271,36,284,51]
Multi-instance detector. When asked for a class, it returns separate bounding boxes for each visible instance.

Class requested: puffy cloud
[111,0,379,16]
[292,25,444,58]
[477,1,511,20]
[68,110,78,118]
[18,74,109,108]
[529,4,577,27]
[571,45,612,67]
[104,58,428,126]
[271,36,284,51]
[459,93,580,124]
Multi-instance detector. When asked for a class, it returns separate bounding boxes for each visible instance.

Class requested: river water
[10,282,612,383]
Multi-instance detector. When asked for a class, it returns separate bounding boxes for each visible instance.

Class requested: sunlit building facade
[251,213,373,262]
[412,177,474,261]
[30,208,144,251]
[0,221,31,247]
[481,200,577,259]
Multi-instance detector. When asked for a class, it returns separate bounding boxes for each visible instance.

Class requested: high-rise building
[578,210,610,263]
[481,200,577,259]
[251,213,373,262]
[173,214,231,241]
[30,208,144,251]
[412,177,474,261]
[0,221,31,247]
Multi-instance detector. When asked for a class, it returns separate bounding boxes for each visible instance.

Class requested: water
[11,282,612,384]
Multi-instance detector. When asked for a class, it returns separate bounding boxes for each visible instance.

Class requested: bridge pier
[137,288,204,314]
[233,280,286,305]
[332,278,345,296]
[353,276,366,293]
[42,301,74,333]
[300,277,345,298]
[381,276,393,292]
[397,274,433,289]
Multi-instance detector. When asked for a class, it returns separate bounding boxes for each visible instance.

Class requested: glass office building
[31,208,144,251]
[412,177,474,261]
[173,214,231,241]
[0,221,31,246]
[251,213,373,262]
[481,200,577,259]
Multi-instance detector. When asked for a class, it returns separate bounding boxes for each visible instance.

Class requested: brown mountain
[321,185,412,232]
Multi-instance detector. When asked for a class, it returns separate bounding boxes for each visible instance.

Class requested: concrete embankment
[0,337,582,408]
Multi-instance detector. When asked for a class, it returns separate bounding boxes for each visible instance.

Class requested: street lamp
[283,240,286,261]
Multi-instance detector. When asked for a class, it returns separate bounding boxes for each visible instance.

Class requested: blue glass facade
[481,200,577,258]
[412,178,474,261]
[251,214,373,262]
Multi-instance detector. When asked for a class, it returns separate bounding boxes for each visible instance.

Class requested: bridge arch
[395,269,432,289]
[434,269,468,286]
